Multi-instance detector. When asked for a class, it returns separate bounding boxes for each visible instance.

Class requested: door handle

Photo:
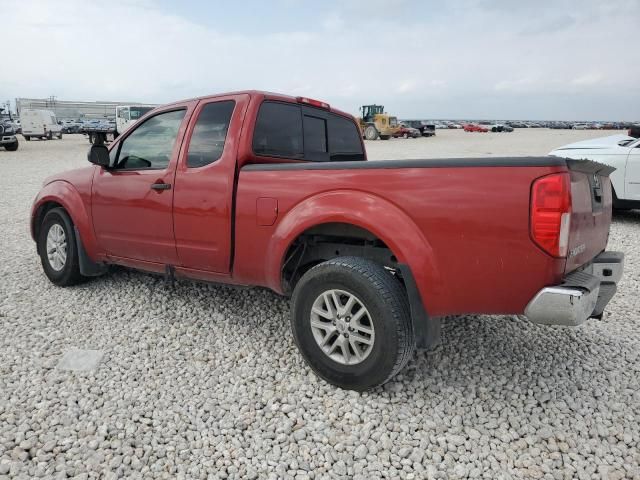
[150,182,171,191]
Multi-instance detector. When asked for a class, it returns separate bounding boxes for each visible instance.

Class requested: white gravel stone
[1,136,639,479]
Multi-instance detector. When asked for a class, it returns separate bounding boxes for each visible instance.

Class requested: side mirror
[87,144,110,167]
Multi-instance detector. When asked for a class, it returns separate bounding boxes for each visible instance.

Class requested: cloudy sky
[2,0,638,120]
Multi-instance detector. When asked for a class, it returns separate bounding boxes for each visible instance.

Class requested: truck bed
[233,156,612,317]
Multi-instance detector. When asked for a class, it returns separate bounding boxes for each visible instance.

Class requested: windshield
[130,106,154,120]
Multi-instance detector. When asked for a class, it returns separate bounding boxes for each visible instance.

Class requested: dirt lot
[1,131,638,479]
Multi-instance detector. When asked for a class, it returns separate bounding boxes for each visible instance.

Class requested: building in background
[15,97,154,120]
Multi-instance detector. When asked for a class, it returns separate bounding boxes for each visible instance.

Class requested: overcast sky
[2,0,638,120]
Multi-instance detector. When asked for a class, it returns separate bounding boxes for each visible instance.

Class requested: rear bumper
[525,251,624,326]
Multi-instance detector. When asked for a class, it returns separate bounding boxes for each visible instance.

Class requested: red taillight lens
[296,97,330,110]
[531,173,572,257]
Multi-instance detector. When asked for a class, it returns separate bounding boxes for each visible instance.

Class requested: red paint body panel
[91,100,198,265]
[172,94,250,272]
[30,90,613,319]
[234,166,566,316]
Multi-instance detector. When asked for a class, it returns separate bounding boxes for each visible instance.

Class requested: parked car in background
[463,124,488,132]
[0,121,19,151]
[490,124,514,133]
[21,109,62,140]
[61,120,83,134]
[628,125,640,138]
[550,122,572,129]
[393,124,421,138]
[572,123,589,130]
[550,134,640,209]
[401,120,436,137]
[30,90,623,390]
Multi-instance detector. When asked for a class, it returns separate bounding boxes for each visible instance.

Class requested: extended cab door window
[187,100,235,168]
[252,102,304,159]
[113,109,186,170]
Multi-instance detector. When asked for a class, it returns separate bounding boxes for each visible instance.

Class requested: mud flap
[74,227,108,277]
[398,264,441,349]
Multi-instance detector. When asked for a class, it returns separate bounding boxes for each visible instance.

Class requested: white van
[21,109,63,140]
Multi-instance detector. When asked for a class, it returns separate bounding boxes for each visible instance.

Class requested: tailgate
[564,159,615,273]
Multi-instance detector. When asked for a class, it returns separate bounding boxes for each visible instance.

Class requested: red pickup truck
[31,91,624,390]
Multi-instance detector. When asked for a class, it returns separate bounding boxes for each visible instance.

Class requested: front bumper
[525,251,624,326]
[0,134,17,144]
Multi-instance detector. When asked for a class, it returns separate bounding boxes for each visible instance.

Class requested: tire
[612,187,631,211]
[364,125,379,140]
[4,141,18,151]
[291,257,414,391]
[47,131,53,140]
[379,135,391,140]
[57,133,63,139]
[24,135,31,141]
[37,208,84,286]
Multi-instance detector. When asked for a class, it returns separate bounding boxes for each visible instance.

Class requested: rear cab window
[252,101,364,162]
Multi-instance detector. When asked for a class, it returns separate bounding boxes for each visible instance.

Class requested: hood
[551,134,634,152]
[42,166,95,187]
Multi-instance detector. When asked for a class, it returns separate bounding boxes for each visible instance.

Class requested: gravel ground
[1,134,639,479]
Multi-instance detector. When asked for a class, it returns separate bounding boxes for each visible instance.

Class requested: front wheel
[57,132,63,139]
[291,257,414,390]
[364,125,379,140]
[38,208,84,286]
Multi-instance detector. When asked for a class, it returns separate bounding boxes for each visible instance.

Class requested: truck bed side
[233,158,570,317]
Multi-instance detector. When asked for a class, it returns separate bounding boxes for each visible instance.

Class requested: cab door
[91,102,196,265]
[172,94,250,273]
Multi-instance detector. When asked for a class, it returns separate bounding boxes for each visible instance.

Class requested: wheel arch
[266,190,443,319]
[31,181,99,260]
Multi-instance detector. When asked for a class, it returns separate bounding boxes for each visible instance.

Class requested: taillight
[531,173,572,257]
[296,97,330,110]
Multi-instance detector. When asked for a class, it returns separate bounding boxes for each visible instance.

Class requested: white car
[549,134,640,209]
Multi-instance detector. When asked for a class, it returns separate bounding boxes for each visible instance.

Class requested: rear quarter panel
[234,163,567,316]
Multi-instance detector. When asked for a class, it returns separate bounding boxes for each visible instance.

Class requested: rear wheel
[379,134,391,140]
[364,125,379,140]
[47,131,53,140]
[291,257,414,390]
[37,208,84,286]
[57,132,63,139]
[24,135,31,141]
[4,141,18,151]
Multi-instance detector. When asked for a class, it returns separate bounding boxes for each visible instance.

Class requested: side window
[253,102,303,159]
[114,109,185,170]
[187,101,235,168]
[328,114,364,161]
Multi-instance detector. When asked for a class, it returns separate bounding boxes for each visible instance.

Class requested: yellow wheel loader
[358,104,399,140]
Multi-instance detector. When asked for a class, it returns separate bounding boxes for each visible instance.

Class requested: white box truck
[21,109,63,140]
